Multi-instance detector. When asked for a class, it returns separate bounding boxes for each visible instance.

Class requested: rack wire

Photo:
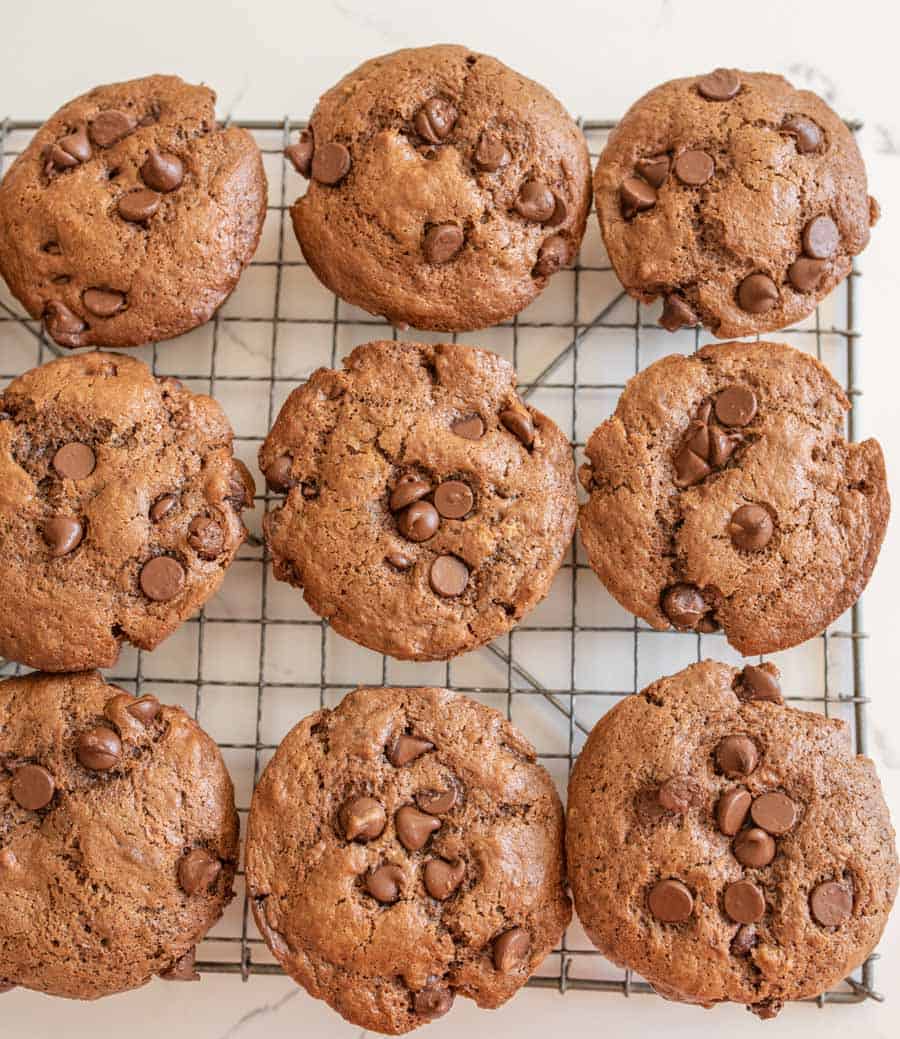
[0,117,881,1008]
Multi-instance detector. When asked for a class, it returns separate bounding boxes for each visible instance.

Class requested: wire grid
[0,116,881,1009]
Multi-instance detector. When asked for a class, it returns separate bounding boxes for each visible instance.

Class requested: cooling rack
[0,117,881,1008]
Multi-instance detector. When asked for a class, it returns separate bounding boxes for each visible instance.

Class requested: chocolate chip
[715,385,757,427]
[413,985,453,1020]
[395,805,441,851]
[285,130,314,177]
[658,777,698,814]
[500,408,535,447]
[265,455,296,493]
[675,150,714,186]
[414,98,458,143]
[11,764,55,811]
[673,444,711,487]
[717,787,752,836]
[534,235,570,277]
[697,68,741,101]
[783,115,822,154]
[715,735,759,777]
[386,551,414,571]
[708,426,742,466]
[390,475,431,512]
[77,726,122,771]
[424,858,465,900]
[802,215,840,259]
[729,504,773,551]
[660,583,708,630]
[150,494,178,523]
[141,150,184,192]
[59,126,92,163]
[620,176,656,217]
[731,925,757,956]
[423,223,464,264]
[737,273,779,314]
[451,414,484,440]
[82,288,126,317]
[416,787,457,814]
[45,144,78,172]
[733,827,776,868]
[637,155,670,189]
[387,734,433,767]
[739,665,783,704]
[788,257,828,293]
[139,556,186,601]
[724,879,766,924]
[475,132,510,171]
[118,188,162,223]
[515,180,556,223]
[366,863,404,903]
[128,694,161,724]
[398,500,440,542]
[90,109,137,147]
[42,516,83,557]
[434,480,473,519]
[545,194,568,228]
[44,301,87,344]
[340,796,386,841]
[660,294,698,332]
[810,880,852,926]
[312,142,351,185]
[750,792,797,835]
[493,927,531,971]
[188,515,225,560]
[430,555,469,597]
[53,442,96,480]
[160,948,200,982]
[648,879,694,922]
[179,848,222,895]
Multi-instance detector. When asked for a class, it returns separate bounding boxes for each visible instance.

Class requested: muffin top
[0,670,238,999]
[0,351,254,671]
[247,686,570,1034]
[0,74,266,348]
[260,340,576,661]
[289,44,591,331]
[594,69,876,337]
[567,660,898,1017]
[578,340,888,655]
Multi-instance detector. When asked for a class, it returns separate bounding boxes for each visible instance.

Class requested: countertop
[1,0,898,1036]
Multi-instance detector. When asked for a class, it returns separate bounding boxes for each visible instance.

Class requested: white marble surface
[2,0,899,1035]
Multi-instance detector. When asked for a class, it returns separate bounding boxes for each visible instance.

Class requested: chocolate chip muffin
[578,340,888,655]
[286,44,591,331]
[0,351,254,671]
[246,686,571,1034]
[0,74,266,349]
[0,670,239,999]
[260,340,576,660]
[567,660,898,1017]
[594,69,877,337]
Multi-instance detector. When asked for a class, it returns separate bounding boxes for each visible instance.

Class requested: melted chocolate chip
[43,516,84,557]
[424,858,465,900]
[724,880,766,924]
[89,109,137,147]
[620,176,656,217]
[285,129,314,177]
[636,155,670,189]
[674,150,714,186]
[534,234,570,277]
[53,442,95,480]
[475,132,510,171]
[430,555,469,597]
[139,556,185,601]
[311,142,351,185]
[737,273,779,315]
[500,408,535,447]
[179,849,222,895]
[423,223,464,264]
[729,504,773,550]
[783,115,823,154]
[77,727,122,771]
[717,787,752,836]
[395,805,441,851]
[810,880,852,926]
[715,735,759,777]
[118,188,161,223]
[697,68,741,101]
[340,797,386,841]
[11,764,55,811]
[451,414,484,440]
[141,150,184,192]
[366,864,404,903]
[414,98,458,144]
[434,480,473,519]
[493,927,531,971]
[387,734,433,767]
[82,288,126,317]
[660,294,698,332]
[648,878,693,922]
[515,180,556,223]
[733,827,776,868]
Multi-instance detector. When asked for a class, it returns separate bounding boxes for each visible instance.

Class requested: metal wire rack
[0,116,881,1009]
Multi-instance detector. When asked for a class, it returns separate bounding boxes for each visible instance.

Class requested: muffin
[246,686,571,1033]
[567,660,898,1017]
[0,670,239,998]
[578,340,888,655]
[0,74,266,349]
[286,44,591,330]
[0,351,254,671]
[594,69,877,337]
[260,339,576,660]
